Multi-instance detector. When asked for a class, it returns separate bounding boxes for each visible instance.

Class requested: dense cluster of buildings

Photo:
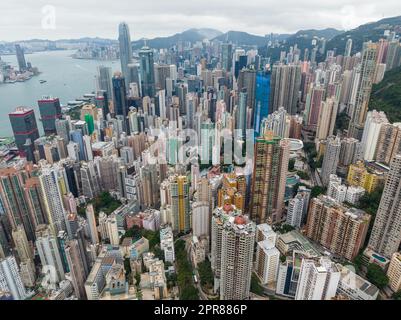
[1,21,401,301]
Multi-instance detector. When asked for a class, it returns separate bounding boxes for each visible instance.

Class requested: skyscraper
[65,239,88,299]
[237,68,257,121]
[211,205,255,300]
[250,131,290,224]
[270,63,301,115]
[221,43,233,72]
[35,224,65,284]
[0,255,28,300]
[320,136,341,186]
[38,97,62,136]
[169,175,190,233]
[85,204,99,245]
[295,257,340,300]
[254,71,271,137]
[368,154,401,258]
[139,46,156,98]
[306,195,370,260]
[97,66,113,100]
[118,22,133,89]
[348,42,378,140]
[9,107,39,161]
[112,72,128,119]
[15,44,27,72]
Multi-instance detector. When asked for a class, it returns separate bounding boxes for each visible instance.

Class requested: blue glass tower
[254,71,271,137]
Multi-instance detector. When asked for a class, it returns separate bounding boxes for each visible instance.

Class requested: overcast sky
[1,0,401,41]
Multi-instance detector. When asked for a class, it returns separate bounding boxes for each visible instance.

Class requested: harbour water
[0,50,119,136]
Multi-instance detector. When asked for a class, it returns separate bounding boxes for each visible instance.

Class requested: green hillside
[369,66,401,122]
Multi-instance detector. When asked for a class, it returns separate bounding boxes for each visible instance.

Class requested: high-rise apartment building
[295,257,340,300]
[0,255,28,300]
[321,136,341,186]
[270,63,301,115]
[306,195,370,260]
[169,175,190,233]
[250,131,290,224]
[368,154,401,258]
[65,239,88,299]
[375,123,401,166]
[348,42,377,140]
[211,205,255,300]
[360,110,388,161]
[387,252,401,293]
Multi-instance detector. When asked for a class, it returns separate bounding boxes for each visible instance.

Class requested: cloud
[1,0,401,41]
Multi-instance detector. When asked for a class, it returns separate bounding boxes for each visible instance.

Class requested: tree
[198,260,214,288]
[250,273,264,296]
[288,159,296,171]
[366,263,389,289]
[392,290,401,300]
[311,186,326,198]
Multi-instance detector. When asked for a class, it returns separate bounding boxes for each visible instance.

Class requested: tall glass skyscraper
[254,71,271,137]
[118,22,133,89]
[139,46,156,98]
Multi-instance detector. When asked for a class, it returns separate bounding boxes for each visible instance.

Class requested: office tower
[85,204,99,245]
[191,202,209,238]
[221,43,233,72]
[236,89,248,140]
[211,206,255,300]
[185,93,196,129]
[375,123,401,166]
[387,252,401,293]
[139,46,156,97]
[112,72,128,118]
[65,239,88,299]
[254,71,271,136]
[38,97,62,136]
[270,63,301,115]
[250,131,290,224]
[0,255,28,300]
[306,196,370,260]
[15,44,27,71]
[0,167,35,241]
[55,119,71,144]
[360,110,388,161]
[368,155,401,258]
[348,42,377,140]
[118,22,133,88]
[295,257,340,300]
[262,107,290,139]
[255,236,280,285]
[154,64,171,91]
[9,108,39,160]
[320,136,341,186]
[11,225,33,261]
[344,39,353,57]
[35,224,65,284]
[38,166,67,234]
[97,66,113,99]
[237,69,257,118]
[316,97,338,141]
[24,177,48,228]
[169,175,190,233]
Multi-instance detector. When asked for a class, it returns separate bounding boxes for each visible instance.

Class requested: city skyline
[1,0,401,42]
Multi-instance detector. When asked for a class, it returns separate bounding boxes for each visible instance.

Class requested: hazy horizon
[1,0,401,42]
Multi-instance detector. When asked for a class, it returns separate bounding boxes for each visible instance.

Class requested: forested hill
[369,66,401,123]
